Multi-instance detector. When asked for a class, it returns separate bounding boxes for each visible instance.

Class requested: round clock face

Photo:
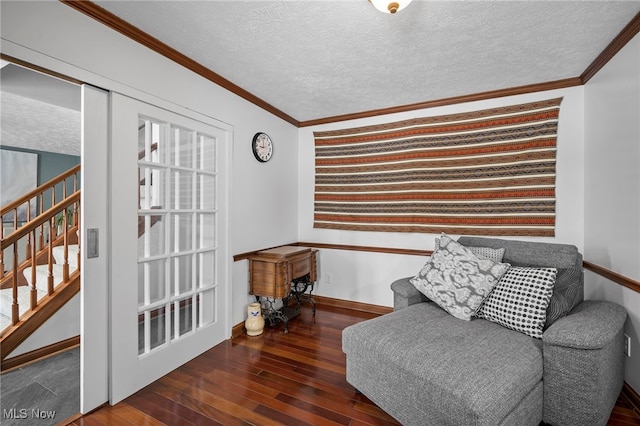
[252,132,273,162]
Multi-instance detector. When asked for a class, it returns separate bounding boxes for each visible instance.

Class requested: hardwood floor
[611,389,640,426]
[70,304,639,426]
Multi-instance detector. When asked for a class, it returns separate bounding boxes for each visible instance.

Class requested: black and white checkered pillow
[475,267,557,338]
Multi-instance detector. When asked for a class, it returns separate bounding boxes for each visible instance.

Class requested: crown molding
[581,11,640,84]
[61,0,300,127]
[61,2,639,129]
[297,78,581,127]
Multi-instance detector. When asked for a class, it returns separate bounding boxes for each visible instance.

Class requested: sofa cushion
[410,234,510,320]
[342,303,543,425]
[456,236,578,268]
[476,267,557,338]
[456,236,584,329]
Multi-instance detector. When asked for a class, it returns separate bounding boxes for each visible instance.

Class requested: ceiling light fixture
[370,0,413,14]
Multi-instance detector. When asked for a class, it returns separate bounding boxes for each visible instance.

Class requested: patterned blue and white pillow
[476,267,557,338]
[410,234,510,321]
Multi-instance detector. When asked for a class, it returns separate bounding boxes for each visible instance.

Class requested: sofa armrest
[390,277,430,310]
[542,300,627,426]
[543,300,627,349]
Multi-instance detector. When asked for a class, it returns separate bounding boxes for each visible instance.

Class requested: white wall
[584,33,640,393]
[299,88,585,306]
[1,1,298,332]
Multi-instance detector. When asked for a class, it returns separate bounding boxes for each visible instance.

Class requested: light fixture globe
[370,0,413,14]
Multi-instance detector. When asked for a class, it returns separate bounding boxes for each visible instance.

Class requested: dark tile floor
[0,347,79,426]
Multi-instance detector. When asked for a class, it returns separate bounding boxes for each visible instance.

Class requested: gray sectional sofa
[342,236,627,426]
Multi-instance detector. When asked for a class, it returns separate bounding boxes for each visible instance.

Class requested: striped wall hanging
[313,98,562,237]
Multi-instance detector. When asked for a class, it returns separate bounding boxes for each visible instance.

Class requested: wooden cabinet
[248,246,317,299]
[248,246,318,332]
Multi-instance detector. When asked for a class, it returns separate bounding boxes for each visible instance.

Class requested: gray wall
[1,146,80,210]
[1,146,79,187]
[584,33,640,394]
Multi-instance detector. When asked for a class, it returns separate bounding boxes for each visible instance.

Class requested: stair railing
[0,164,80,281]
[1,194,80,328]
[0,165,80,329]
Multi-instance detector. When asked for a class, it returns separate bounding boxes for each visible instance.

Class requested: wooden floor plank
[71,415,110,426]
[69,304,639,426]
[146,380,247,426]
[105,403,166,426]
[83,405,137,426]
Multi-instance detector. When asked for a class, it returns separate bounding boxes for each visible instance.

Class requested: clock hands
[253,132,272,162]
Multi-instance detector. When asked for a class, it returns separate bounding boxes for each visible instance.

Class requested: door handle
[87,228,99,258]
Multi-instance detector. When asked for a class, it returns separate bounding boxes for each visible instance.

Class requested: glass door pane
[137,117,219,355]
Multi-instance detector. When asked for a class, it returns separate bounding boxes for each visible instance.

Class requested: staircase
[0,245,79,331]
[0,165,81,367]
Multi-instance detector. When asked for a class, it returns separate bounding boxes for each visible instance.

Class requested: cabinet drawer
[289,256,312,279]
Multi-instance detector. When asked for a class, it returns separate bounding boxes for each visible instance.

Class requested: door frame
[80,84,110,413]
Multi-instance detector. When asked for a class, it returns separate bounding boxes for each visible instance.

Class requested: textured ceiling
[94,0,640,122]
[1,64,80,156]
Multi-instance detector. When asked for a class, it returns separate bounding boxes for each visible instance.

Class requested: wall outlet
[325,273,332,285]
[624,334,631,357]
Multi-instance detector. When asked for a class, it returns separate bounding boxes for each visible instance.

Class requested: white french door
[109,93,231,403]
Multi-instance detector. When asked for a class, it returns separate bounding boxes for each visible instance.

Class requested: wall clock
[252,132,273,163]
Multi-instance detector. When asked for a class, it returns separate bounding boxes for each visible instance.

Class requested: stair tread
[23,264,65,292]
[2,264,75,333]
[0,286,47,319]
[52,245,79,269]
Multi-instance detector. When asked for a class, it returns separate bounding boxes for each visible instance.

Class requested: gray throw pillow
[410,234,510,321]
[468,246,506,263]
[544,265,582,329]
[435,238,506,262]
